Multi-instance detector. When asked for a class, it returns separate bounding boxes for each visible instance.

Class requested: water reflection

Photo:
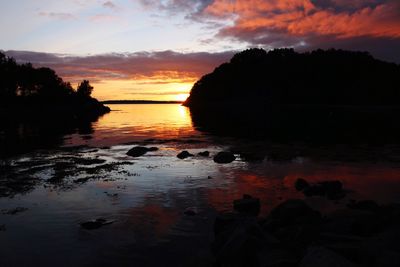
[2,104,400,266]
[64,104,197,147]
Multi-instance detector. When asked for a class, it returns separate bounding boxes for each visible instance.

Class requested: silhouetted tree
[76,80,93,98]
[0,52,109,118]
[184,48,400,107]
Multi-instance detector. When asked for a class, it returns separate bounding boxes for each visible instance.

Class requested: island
[0,52,110,157]
[184,48,400,142]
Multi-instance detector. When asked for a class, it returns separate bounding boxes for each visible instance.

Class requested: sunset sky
[2,0,400,101]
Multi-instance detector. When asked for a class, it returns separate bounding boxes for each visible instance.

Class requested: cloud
[38,12,75,20]
[4,50,234,83]
[204,0,400,39]
[103,1,117,9]
[138,0,400,63]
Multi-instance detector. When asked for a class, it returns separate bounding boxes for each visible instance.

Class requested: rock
[184,207,198,216]
[322,208,380,236]
[214,212,239,236]
[300,246,355,267]
[233,195,261,216]
[73,177,91,183]
[266,199,321,226]
[295,178,310,191]
[147,147,159,152]
[1,207,28,215]
[297,180,345,200]
[198,151,210,157]
[303,184,326,197]
[319,181,344,199]
[264,199,322,247]
[347,200,380,212]
[207,176,212,179]
[212,216,266,267]
[80,218,114,230]
[240,152,265,162]
[257,248,299,267]
[126,146,151,157]
[177,150,194,159]
[213,152,236,164]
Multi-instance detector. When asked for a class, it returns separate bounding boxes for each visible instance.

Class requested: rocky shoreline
[212,193,400,267]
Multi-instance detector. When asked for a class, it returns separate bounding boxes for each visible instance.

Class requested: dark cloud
[138,0,400,63]
[103,1,117,9]
[4,50,234,83]
[38,12,75,20]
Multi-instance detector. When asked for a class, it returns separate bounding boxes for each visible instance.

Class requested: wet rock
[104,192,118,197]
[198,151,210,157]
[233,194,261,217]
[240,152,265,162]
[295,178,310,191]
[212,216,266,267]
[214,212,239,236]
[184,207,198,216]
[322,208,380,236]
[73,177,91,184]
[266,199,321,227]
[213,152,236,164]
[73,157,106,165]
[300,246,355,267]
[127,146,157,157]
[177,150,194,159]
[257,248,299,267]
[1,207,28,215]
[295,178,345,200]
[347,200,380,213]
[264,199,322,247]
[80,218,114,230]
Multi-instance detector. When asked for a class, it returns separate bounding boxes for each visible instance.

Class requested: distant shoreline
[101,100,183,104]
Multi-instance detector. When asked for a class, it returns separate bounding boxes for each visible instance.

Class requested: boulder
[177,150,194,159]
[347,200,380,213]
[295,178,310,191]
[184,207,198,216]
[264,199,322,247]
[295,178,345,200]
[126,146,156,157]
[300,246,355,267]
[80,218,114,230]
[214,152,236,164]
[198,151,210,157]
[233,194,261,217]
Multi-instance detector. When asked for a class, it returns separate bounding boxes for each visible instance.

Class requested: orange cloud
[205,0,400,40]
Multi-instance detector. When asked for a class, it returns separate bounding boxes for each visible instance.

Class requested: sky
[1,0,400,101]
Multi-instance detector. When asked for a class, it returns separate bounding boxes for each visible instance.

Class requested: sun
[175,93,189,102]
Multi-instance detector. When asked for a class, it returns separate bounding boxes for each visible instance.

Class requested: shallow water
[1,104,400,266]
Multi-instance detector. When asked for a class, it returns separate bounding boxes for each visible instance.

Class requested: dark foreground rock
[127,146,158,157]
[177,150,194,159]
[80,218,114,230]
[198,151,210,157]
[1,207,28,215]
[212,196,400,267]
[295,178,346,200]
[233,194,261,217]
[213,152,236,164]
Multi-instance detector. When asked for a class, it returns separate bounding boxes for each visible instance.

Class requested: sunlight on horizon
[91,79,194,101]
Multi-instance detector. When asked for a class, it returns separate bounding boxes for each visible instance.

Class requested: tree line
[0,52,94,105]
[184,48,400,107]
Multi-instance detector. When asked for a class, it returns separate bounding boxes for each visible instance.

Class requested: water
[1,104,400,266]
